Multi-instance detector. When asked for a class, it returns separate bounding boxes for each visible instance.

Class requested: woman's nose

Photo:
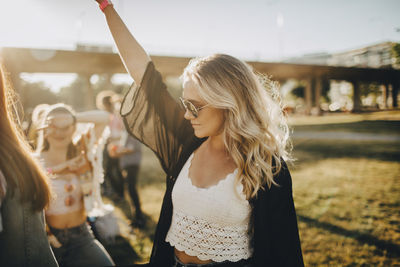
[183,109,195,120]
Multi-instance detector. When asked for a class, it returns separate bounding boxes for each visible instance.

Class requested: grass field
[103,111,400,266]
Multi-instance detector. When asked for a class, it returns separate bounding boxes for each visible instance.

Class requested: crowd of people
[0,0,304,266]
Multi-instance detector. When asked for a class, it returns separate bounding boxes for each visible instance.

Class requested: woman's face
[182,79,225,138]
[44,113,75,149]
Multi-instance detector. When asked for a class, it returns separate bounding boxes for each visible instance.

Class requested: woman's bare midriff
[46,208,86,229]
[174,248,213,264]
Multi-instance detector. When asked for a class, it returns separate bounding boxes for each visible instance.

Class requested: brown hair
[0,64,51,211]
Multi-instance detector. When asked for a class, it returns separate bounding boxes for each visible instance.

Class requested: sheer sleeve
[120,62,196,176]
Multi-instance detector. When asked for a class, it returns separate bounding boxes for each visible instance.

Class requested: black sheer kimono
[120,62,304,267]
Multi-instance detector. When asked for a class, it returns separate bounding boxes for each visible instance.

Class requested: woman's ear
[223,109,230,120]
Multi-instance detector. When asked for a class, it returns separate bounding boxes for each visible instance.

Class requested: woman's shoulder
[272,157,291,183]
[257,158,292,196]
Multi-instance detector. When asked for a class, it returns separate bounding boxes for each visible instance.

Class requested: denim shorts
[49,223,114,267]
[172,255,252,267]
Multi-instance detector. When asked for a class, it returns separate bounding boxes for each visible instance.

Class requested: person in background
[36,103,115,267]
[96,90,125,199]
[0,64,58,266]
[110,131,145,228]
[108,93,146,228]
[94,1,303,266]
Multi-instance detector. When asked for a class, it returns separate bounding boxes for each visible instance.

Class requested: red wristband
[99,0,113,12]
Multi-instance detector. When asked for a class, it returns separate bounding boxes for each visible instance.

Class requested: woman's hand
[66,154,92,175]
[107,143,134,158]
[46,154,90,177]
[66,155,86,172]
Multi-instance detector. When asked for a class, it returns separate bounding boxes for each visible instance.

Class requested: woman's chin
[193,129,205,138]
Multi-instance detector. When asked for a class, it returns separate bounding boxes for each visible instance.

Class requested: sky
[1,0,400,91]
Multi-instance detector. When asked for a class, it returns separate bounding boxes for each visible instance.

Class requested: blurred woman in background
[36,103,115,267]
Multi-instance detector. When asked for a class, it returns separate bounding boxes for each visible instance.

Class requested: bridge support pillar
[381,83,389,109]
[352,80,362,112]
[392,80,399,108]
[305,78,312,115]
[313,77,322,115]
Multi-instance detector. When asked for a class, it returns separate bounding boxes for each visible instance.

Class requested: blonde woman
[0,64,58,266]
[94,1,303,266]
[36,103,115,267]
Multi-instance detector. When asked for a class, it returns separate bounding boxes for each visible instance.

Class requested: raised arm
[95,0,151,84]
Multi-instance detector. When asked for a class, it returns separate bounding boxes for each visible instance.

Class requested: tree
[392,43,400,68]
[58,76,88,110]
[291,83,305,98]
[19,80,58,112]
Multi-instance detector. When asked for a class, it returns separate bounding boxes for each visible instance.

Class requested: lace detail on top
[165,153,252,262]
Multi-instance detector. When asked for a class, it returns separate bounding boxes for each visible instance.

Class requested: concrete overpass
[1,47,399,112]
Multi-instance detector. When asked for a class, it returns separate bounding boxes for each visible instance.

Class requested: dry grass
[288,110,400,126]
[103,112,400,266]
[292,157,400,266]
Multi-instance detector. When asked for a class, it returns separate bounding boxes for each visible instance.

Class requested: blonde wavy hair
[182,54,291,199]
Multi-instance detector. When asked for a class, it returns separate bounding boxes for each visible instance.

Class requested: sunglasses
[179,97,209,118]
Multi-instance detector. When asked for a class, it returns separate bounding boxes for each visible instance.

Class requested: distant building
[283,41,400,111]
[284,41,398,69]
[328,42,396,69]
[75,43,114,53]
[284,52,331,65]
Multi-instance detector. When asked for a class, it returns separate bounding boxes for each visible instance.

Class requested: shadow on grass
[99,192,158,264]
[103,235,141,266]
[293,120,400,134]
[110,195,157,241]
[297,214,400,257]
[293,140,400,163]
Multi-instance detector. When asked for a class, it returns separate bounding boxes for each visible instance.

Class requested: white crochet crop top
[165,153,252,262]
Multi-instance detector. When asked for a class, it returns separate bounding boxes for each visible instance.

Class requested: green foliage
[321,79,331,102]
[290,80,331,103]
[392,43,400,65]
[58,76,87,110]
[360,82,381,97]
[291,84,305,98]
[19,80,58,112]
[57,74,131,111]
